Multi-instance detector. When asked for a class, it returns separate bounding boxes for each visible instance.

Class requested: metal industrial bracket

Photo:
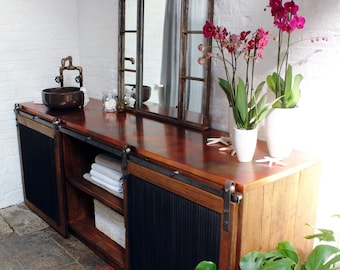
[223,180,243,231]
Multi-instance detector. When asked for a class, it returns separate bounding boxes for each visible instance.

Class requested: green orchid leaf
[284,65,293,103]
[303,245,340,270]
[267,65,302,108]
[285,73,303,108]
[255,96,281,126]
[235,77,248,128]
[195,260,216,270]
[255,102,273,126]
[256,93,267,111]
[266,74,276,93]
[254,81,266,100]
[266,73,284,95]
[218,77,235,106]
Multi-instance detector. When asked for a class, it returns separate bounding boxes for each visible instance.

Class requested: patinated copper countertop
[17,99,319,192]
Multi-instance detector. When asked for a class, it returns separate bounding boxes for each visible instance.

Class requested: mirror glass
[121,0,213,129]
[123,0,137,94]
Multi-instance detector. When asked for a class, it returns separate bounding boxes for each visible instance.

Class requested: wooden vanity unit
[15,99,321,270]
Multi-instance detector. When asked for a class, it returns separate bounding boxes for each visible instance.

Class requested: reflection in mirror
[183,0,210,124]
[121,0,137,106]
[144,0,167,104]
[121,0,213,129]
[158,0,179,110]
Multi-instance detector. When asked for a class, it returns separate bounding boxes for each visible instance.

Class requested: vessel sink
[42,87,84,110]
[126,84,151,102]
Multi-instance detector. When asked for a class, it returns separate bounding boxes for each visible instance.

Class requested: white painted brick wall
[0,0,339,230]
[0,0,79,208]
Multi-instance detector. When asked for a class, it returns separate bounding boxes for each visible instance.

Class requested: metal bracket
[122,145,131,181]
[223,180,242,231]
[52,118,61,146]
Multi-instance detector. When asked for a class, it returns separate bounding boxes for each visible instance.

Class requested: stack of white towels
[83,153,123,197]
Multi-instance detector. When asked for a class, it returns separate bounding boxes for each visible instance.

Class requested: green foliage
[194,260,216,270]
[266,65,303,108]
[239,215,340,270]
[305,223,336,242]
[219,77,280,130]
[239,241,299,270]
[218,77,235,107]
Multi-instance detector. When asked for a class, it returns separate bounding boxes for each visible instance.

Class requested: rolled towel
[90,169,122,187]
[95,153,122,172]
[91,163,122,181]
[83,173,123,196]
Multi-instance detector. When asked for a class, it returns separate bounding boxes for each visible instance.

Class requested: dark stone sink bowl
[126,84,151,102]
[42,87,84,110]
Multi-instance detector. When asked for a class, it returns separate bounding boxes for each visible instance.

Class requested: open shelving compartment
[61,129,125,270]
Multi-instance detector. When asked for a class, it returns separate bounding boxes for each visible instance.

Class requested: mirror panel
[143,0,167,105]
[188,0,210,30]
[120,0,213,129]
[125,0,137,30]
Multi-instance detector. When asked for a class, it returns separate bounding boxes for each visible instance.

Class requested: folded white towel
[91,175,123,193]
[91,163,122,180]
[83,173,123,196]
[95,153,122,172]
[90,169,122,187]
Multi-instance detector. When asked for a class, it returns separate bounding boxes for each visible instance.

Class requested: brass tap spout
[125,57,135,64]
[61,56,73,68]
[57,56,83,87]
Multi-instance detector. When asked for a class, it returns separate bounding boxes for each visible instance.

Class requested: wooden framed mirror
[118,0,214,130]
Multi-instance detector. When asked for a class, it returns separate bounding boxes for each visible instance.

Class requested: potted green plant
[239,215,340,270]
[195,215,340,270]
[199,22,279,162]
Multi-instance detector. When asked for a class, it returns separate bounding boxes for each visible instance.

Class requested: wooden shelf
[69,218,125,270]
[67,175,124,215]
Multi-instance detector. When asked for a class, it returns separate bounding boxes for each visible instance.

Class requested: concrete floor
[0,204,112,270]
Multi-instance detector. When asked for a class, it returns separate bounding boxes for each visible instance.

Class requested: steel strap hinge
[223,180,243,231]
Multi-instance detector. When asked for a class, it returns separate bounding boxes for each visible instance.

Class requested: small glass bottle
[102,92,116,112]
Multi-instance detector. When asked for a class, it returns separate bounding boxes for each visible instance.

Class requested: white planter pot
[233,127,258,162]
[265,107,297,159]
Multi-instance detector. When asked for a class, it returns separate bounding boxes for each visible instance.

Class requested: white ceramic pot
[265,107,297,159]
[233,127,258,162]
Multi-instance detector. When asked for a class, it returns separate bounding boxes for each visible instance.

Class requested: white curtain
[160,0,181,107]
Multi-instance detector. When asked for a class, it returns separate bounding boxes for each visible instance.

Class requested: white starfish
[206,137,236,156]
[206,136,231,146]
[255,156,287,167]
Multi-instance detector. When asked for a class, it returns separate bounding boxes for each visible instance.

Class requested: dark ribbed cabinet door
[16,113,67,237]
[125,161,237,270]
